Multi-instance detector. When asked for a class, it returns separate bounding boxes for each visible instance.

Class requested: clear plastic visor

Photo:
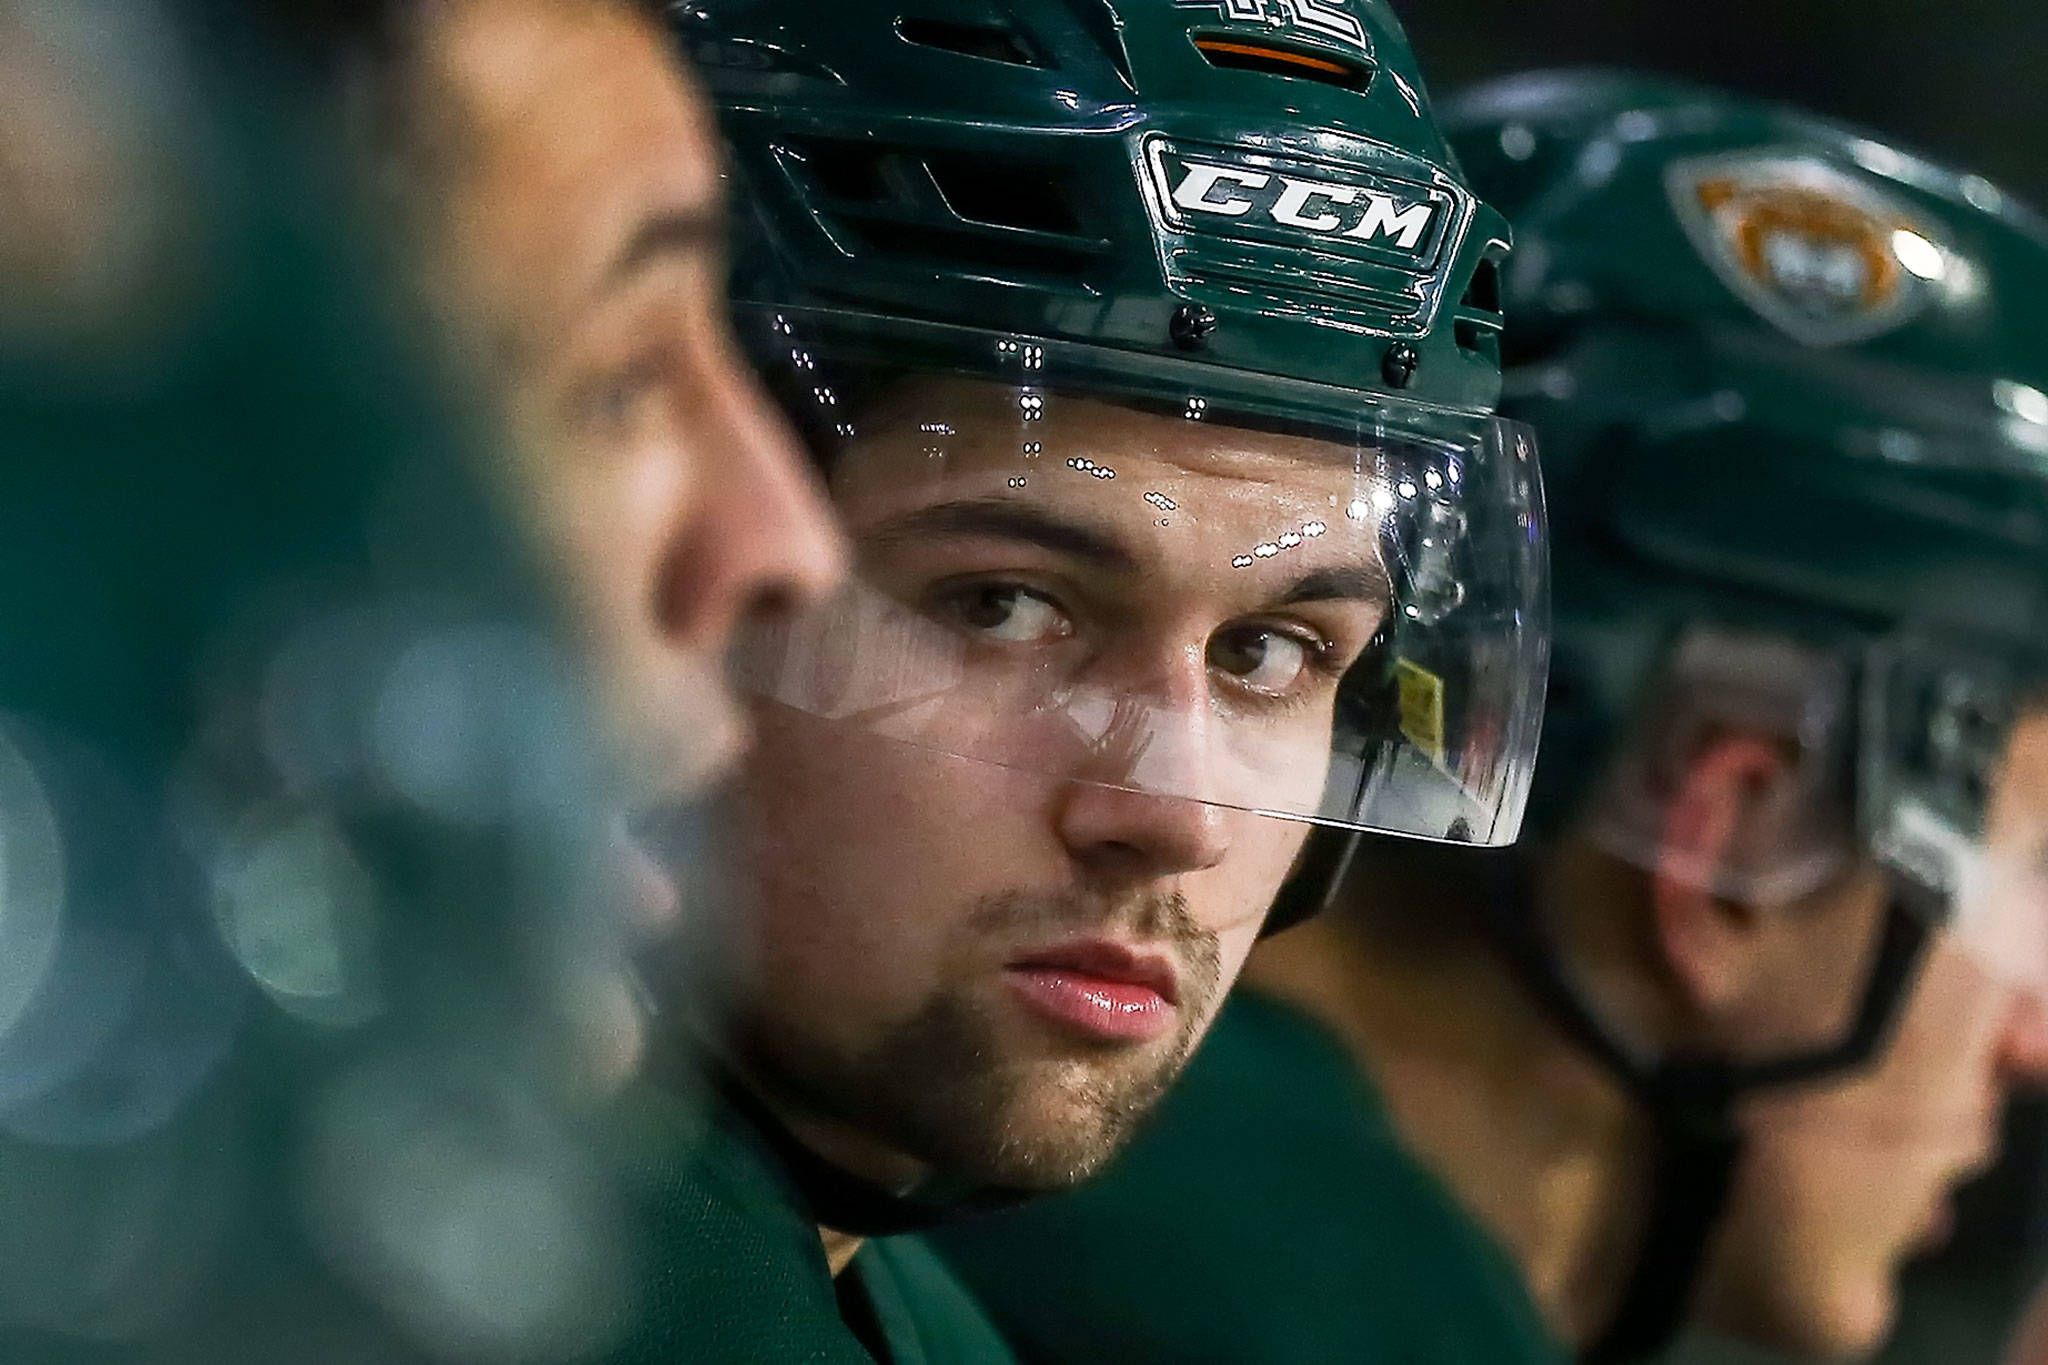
[1864,637,2048,1002]
[735,307,1548,842]
[1568,624,2048,1066]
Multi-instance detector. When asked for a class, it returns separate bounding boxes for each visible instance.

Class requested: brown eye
[1208,625,1314,696]
[944,583,1072,644]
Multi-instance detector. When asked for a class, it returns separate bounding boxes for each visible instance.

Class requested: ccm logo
[1168,159,1436,250]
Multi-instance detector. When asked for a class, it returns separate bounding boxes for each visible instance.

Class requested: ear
[1650,731,1796,1019]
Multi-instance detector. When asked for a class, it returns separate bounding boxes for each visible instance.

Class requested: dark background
[1402,0,2048,212]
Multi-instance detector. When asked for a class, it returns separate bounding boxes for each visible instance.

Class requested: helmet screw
[1170,304,1218,351]
[1382,343,1420,389]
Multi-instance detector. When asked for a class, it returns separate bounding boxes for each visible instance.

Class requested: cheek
[507,422,703,728]
[1205,915,1267,1022]
[1710,966,2004,1359]
[1703,1132,1902,1357]
[731,711,1064,1021]
[532,442,691,631]
[1885,938,2014,1080]
[1799,937,2015,1149]
[1193,811,1315,943]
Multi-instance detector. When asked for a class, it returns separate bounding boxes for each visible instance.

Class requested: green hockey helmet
[1447,70,2048,999]
[1442,74,2048,1361]
[679,0,1549,853]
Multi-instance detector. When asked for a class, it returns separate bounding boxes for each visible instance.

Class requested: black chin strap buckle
[1581,1062,1743,1365]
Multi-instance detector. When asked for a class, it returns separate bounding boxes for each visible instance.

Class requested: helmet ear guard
[1261,825,1362,937]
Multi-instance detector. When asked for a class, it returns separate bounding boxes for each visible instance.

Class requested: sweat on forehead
[830,374,1373,504]
[824,376,1395,612]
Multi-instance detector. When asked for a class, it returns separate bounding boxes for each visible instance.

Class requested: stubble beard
[737,888,1224,1191]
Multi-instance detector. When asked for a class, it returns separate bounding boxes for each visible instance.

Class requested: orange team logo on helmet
[1666,151,1952,347]
[1174,0,1373,58]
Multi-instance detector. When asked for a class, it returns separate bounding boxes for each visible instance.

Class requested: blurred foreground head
[359,0,845,812]
[0,0,841,1356]
[331,0,851,1100]
[1342,72,2048,1360]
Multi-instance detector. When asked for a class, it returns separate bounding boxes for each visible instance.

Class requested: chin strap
[715,1066,1040,1238]
[1580,1066,1742,1365]
[1263,825,1364,937]
[1468,848,1938,1363]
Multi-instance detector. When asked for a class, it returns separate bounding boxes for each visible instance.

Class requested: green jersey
[0,1076,1020,1365]
[613,1081,1020,1365]
[931,992,1566,1365]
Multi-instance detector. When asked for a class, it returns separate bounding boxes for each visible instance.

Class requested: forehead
[428,0,719,301]
[832,376,1367,529]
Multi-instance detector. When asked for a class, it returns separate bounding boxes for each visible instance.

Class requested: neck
[716,1057,932,1277]
[758,1099,932,1278]
[1246,914,1652,1346]
[786,1098,924,1280]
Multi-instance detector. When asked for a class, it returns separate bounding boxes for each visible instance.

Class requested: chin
[943,1071,1157,1190]
[1801,1282,1897,1362]
[915,1117,1120,1194]
[858,1040,1169,1194]
[1727,1268,1898,1362]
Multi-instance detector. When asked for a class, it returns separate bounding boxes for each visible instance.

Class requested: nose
[1997,989,2048,1088]
[1054,644,1233,882]
[1055,778,1233,884]
[656,355,847,655]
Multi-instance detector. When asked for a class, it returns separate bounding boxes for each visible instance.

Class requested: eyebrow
[1273,563,1393,607]
[866,497,1141,574]
[867,495,1393,609]
[599,207,723,295]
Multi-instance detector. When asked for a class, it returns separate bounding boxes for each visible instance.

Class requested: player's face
[417,0,843,805]
[725,379,1386,1188]
[1700,708,2048,1357]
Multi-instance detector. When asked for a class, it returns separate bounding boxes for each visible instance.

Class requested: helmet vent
[896,16,1048,68]
[1462,258,1502,316]
[925,155,1082,236]
[798,142,893,207]
[779,139,1104,284]
[1454,319,1497,361]
[1191,35,1372,92]
[871,223,1101,277]
[1454,254,1505,363]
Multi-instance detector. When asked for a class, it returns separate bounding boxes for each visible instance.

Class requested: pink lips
[1004,939,1181,1043]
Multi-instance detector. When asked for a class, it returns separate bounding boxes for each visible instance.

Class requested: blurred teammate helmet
[1445,69,2048,1361]
[677,0,1550,864]
[1453,69,2048,1014]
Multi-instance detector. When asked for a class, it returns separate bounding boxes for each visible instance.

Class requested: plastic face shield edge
[734,307,1549,846]
[1864,634,2048,1005]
